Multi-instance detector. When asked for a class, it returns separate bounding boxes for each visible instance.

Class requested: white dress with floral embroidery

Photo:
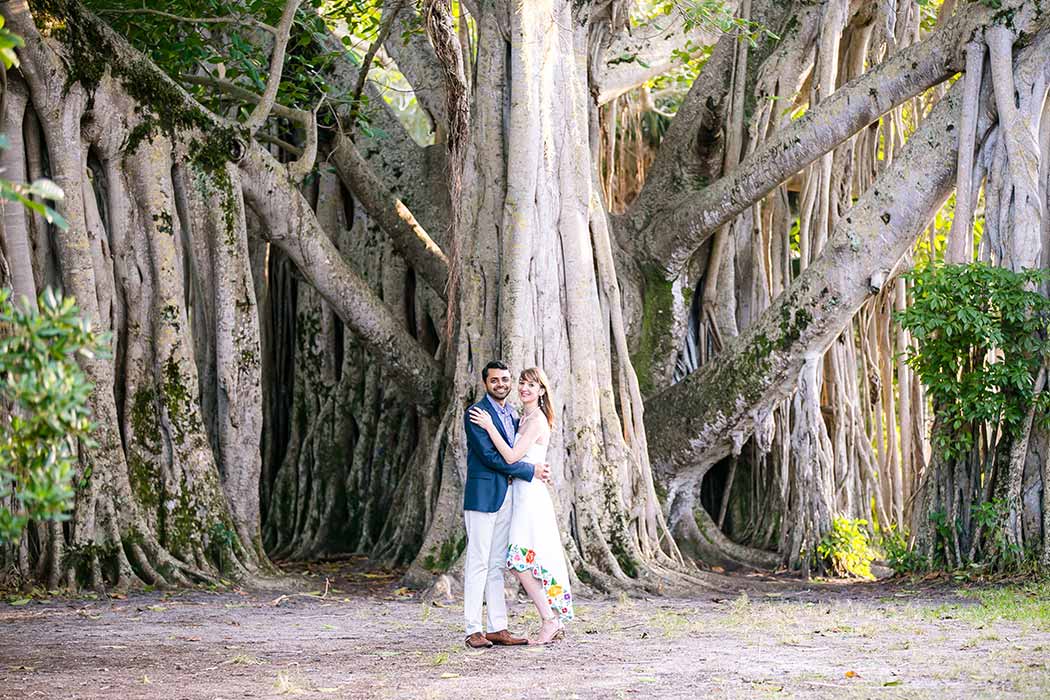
[506,441,574,621]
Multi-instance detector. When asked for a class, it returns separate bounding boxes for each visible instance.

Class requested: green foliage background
[0,290,109,543]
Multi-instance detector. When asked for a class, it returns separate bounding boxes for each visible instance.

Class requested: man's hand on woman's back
[534,463,551,483]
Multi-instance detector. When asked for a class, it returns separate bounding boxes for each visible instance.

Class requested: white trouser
[463,489,513,635]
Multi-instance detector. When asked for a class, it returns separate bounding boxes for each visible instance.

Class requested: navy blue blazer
[463,398,535,512]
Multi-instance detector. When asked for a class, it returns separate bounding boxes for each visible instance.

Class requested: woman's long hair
[521,367,555,429]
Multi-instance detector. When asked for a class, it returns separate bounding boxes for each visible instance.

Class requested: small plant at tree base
[817,517,878,580]
[876,526,924,575]
[0,288,109,543]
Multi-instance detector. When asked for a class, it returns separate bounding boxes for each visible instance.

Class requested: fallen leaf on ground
[845,671,860,678]
[439,672,460,679]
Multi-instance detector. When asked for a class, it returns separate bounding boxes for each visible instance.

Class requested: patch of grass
[911,583,1049,629]
[274,670,308,695]
[648,609,690,637]
[729,591,752,618]
[516,605,541,625]
[745,679,787,697]
[855,623,878,638]
[228,654,264,665]
[954,583,1050,629]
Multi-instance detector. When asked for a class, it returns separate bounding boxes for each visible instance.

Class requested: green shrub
[817,517,878,579]
[0,288,108,542]
[877,526,924,575]
[894,263,1050,569]
[895,263,1050,463]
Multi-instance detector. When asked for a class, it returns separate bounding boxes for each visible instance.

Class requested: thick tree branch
[243,0,302,135]
[627,1,1032,278]
[240,148,444,410]
[946,40,985,264]
[331,132,450,297]
[381,0,448,133]
[625,31,736,232]
[644,60,1004,484]
[7,0,57,89]
[181,72,449,294]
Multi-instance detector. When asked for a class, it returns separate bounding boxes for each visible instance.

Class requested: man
[462,360,550,649]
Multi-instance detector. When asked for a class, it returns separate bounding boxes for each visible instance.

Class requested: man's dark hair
[482,360,509,381]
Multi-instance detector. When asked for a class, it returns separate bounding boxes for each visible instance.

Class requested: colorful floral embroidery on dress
[507,544,574,621]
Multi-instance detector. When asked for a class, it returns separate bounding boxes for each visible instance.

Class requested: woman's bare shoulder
[534,418,552,445]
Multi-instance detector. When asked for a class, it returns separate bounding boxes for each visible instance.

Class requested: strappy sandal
[528,614,564,645]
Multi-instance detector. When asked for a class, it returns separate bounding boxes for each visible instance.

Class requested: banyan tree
[1,0,1049,591]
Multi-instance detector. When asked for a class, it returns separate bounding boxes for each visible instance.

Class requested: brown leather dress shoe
[465,632,494,649]
[485,629,528,646]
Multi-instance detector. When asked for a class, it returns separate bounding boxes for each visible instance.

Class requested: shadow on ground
[2,559,1048,699]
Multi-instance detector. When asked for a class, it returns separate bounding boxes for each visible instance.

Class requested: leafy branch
[895,263,1050,462]
[0,289,110,543]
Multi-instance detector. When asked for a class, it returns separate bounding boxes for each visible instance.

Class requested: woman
[468,367,573,645]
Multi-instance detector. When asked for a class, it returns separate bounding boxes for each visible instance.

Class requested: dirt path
[2,562,1049,699]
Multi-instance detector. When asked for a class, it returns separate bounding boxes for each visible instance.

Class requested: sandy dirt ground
[2,560,1049,699]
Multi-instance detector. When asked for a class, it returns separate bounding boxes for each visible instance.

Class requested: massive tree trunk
[0,0,286,588]
[407,0,688,593]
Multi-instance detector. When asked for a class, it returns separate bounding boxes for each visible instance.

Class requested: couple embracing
[462,361,574,648]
